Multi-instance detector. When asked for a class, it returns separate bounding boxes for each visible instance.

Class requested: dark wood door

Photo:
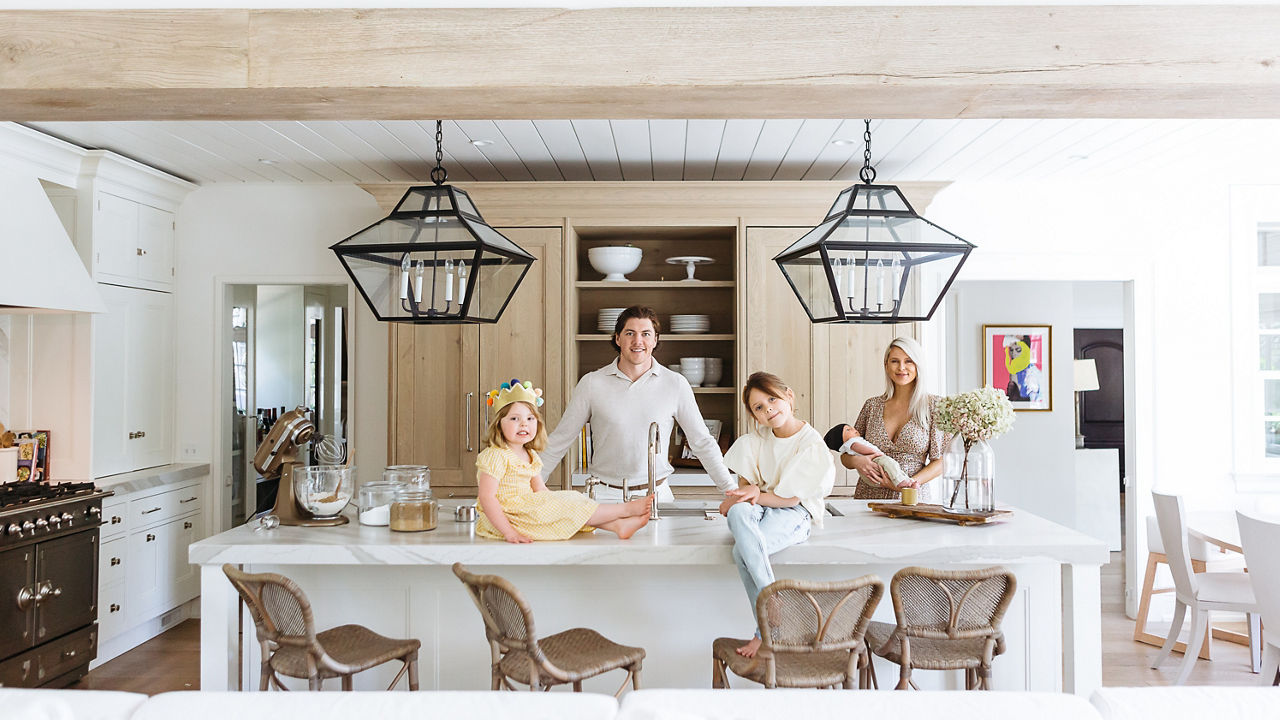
[1075,328,1125,485]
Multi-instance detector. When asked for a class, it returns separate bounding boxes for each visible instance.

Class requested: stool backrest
[1237,511,1280,635]
[222,563,318,651]
[890,566,1016,640]
[1151,492,1198,604]
[756,575,884,654]
[452,562,546,664]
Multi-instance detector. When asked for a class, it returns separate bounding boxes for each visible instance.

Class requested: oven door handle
[17,584,35,611]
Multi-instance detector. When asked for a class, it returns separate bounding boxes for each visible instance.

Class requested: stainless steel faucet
[648,421,660,520]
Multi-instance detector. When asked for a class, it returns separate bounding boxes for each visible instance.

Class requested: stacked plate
[597,307,626,333]
[670,314,710,334]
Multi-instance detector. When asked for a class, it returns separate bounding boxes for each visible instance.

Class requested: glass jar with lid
[383,464,430,490]
[390,486,437,532]
[357,481,402,526]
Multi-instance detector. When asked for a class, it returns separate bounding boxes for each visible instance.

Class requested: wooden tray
[867,502,1013,526]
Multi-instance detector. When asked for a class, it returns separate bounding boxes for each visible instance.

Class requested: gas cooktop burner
[0,482,98,510]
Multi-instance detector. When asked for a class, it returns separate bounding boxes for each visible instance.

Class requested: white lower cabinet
[96,477,206,654]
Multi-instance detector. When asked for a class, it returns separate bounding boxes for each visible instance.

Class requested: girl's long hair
[483,401,548,452]
[882,336,931,430]
[741,371,795,419]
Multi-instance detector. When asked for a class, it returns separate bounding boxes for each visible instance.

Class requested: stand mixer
[252,407,349,527]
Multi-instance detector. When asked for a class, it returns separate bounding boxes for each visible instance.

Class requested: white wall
[1073,281,1124,329]
[172,185,387,499]
[0,316,9,427]
[253,285,305,412]
[945,281,1078,527]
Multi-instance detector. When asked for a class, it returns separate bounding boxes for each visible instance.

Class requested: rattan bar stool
[222,564,420,691]
[712,575,884,689]
[864,566,1016,690]
[452,562,645,696]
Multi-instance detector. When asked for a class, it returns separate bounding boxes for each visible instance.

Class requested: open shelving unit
[568,224,739,486]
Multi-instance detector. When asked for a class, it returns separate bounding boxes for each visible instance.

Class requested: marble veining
[191,499,1107,567]
[94,463,210,496]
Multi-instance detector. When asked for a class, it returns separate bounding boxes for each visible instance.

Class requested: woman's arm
[907,457,944,486]
[477,472,531,543]
[842,452,891,486]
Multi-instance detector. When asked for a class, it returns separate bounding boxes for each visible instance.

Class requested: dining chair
[711,575,884,689]
[1133,514,1245,658]
[452,562,645,696]
[1149,492,1260,685]
[1235,511,1280,686]
[222,564,420,691]
[864,566,1016,690]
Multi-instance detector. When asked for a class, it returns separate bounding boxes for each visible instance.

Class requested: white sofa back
[616,689,1102,720]
[0,689,148,720]
[1090,687,1280,720]
[128,691,618,720]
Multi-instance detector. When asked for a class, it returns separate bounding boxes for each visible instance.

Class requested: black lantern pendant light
[774,120,975,324]
[331,121,536,324]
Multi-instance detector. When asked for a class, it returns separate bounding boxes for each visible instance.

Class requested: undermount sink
[655,501,843,519]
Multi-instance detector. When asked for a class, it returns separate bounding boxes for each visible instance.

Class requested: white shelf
[576,280,734,289]
[576,334,733,341]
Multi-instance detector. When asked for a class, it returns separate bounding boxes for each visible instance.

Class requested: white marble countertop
[95,463,210,497]
[191,499,1107,567]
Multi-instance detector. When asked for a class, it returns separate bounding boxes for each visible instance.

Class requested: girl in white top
[720,372,835,658]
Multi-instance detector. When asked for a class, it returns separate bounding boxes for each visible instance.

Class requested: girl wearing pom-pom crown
[474,379,654,543]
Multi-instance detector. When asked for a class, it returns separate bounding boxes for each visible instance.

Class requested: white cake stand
[665,256,715,281]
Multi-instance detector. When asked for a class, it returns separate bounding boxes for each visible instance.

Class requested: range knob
[5,523,21,537]
[34,517,48,530]
[22,520,35,532]
[47,514,62,527]
[87,507,101,518]
[61,512,75,526]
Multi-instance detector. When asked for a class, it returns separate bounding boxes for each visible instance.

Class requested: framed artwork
[983,325,1052,411]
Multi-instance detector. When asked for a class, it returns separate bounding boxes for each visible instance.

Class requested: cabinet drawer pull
[183,521,193,529]
[111,515,122,524]
[110,603,120,613]
[179,497,198,504]
[145,533,156,542]
[139,430,146,438]
[63,649,77,658]
[141,507,162,514]
[128,432,137,440]
[110,557,121,566]
[136,247,143,256]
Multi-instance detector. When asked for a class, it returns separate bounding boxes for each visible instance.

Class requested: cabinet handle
[111,516,122,524]
[464,392,474,452]
[136,248,143,256]
[179,497,197,504]
[145,533,156,542]
[110,603,120,613]
[63,649,77,659]
[142,507,161,514]
[128,432,137,440]
[183,521,193,529]
[138,431,146,438]
[110,557,121,566]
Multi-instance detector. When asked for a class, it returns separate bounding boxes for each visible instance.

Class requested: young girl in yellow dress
[475,379,654,543]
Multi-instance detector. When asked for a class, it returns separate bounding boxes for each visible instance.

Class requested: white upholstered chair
[1150,492,1260,684]
[1236,511,1280,686]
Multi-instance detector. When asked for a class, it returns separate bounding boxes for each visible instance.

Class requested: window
[1230,189,1280,482]
[231,306,249,415]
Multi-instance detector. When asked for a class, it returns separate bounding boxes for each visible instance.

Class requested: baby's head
[484,380,547,451]
[824,423,857,451]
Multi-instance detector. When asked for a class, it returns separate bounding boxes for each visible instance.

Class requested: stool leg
[341,675,352,691]
[408,658,419,691]
[1132,553,1160,643]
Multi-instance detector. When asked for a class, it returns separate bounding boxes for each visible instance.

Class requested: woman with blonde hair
[840,336,948,501]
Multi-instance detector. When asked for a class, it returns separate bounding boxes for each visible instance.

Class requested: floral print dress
[852,394,948,501]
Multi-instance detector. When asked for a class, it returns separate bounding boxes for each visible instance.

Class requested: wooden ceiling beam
[2,7,1278,121]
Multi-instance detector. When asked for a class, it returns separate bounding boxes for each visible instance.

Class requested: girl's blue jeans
[725,502,812,636]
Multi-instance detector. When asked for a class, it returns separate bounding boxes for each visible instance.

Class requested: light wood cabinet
[389,227,564,495]
[92,284,174,478]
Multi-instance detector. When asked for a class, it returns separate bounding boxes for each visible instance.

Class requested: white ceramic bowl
[588,246,642,282]
[702,360,723,387]
[680,366,706,387]
[679,358,706,367]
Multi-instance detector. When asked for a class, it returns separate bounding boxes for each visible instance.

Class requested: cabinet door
[126,523,166,622]
[0,547,35,658]
[128,289,174,469]
[136,204,174,288]
[95,193,137,280]
[744,228,815,432]
[92,284,134,478]
[478,228,565,487]
[389,323,480,492]
[34,531,99,643]
[169,513,204,606]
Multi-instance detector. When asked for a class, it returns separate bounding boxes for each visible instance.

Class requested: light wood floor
[72,553,1264,694]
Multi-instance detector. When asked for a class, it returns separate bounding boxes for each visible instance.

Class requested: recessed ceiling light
[258,158,279,165]
[831,139,857,146]
[470,140,494,148]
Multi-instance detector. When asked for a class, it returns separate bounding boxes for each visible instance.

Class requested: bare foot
[614,513,650,539]
[623,494,655,517]
[736,636,762,658]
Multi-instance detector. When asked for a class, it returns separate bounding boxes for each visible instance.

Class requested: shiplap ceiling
[25,118,1280,186]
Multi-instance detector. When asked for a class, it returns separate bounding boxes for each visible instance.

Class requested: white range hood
[0,169,105,314]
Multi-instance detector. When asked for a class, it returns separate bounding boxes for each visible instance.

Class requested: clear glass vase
[941,435,995,512]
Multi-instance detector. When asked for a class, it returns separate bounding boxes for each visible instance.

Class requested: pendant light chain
[859,119,877,184]
[430,119,448,186]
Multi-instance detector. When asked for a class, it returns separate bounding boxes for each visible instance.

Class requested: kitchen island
[191,499,1106,694]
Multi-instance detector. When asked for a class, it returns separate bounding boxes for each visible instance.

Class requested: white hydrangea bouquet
[935,387,1015,443]
[936,387,1015,509]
